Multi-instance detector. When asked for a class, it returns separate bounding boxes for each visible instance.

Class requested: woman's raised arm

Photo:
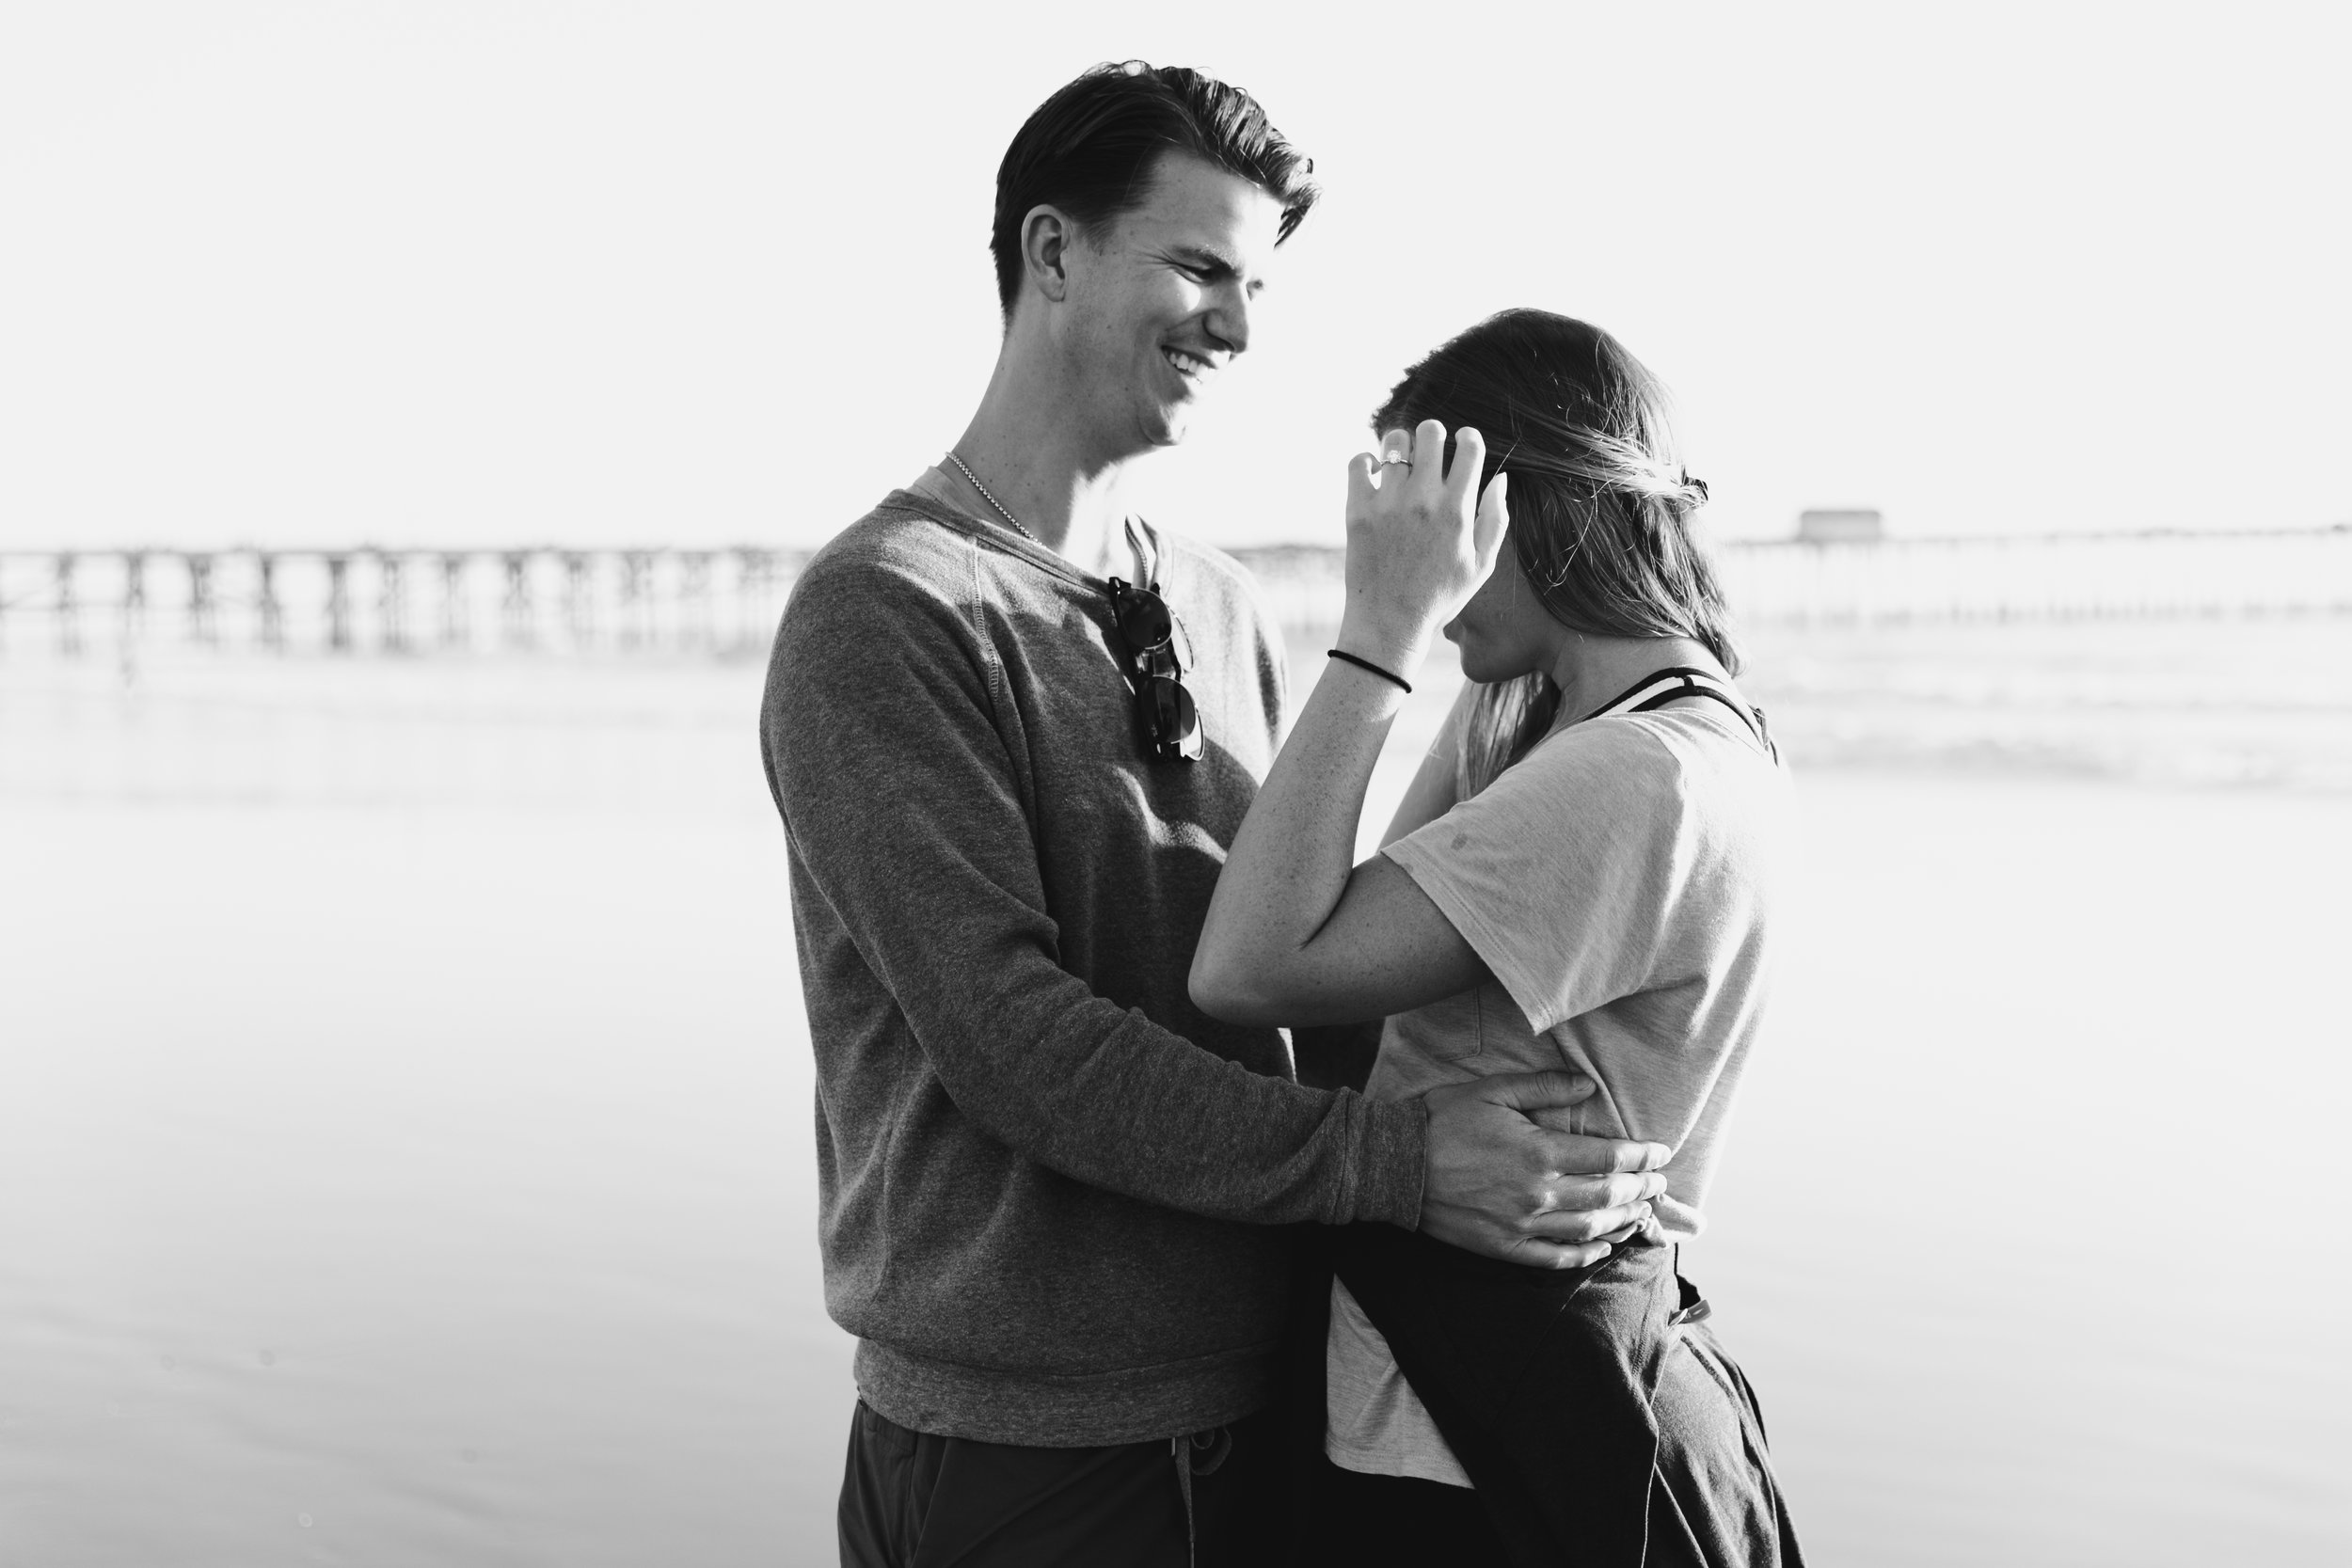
[1380,682,1470,849]
[1189,421,1504,1027]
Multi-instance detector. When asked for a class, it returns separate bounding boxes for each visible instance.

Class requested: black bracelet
[1327,648,1412,694]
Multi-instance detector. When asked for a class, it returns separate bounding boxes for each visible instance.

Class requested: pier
[0,547,802,660]
[1233,526,2352,644]
[2,528,2347,660]
[1711,525,2352,629]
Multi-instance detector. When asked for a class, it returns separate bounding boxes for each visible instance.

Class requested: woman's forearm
[1193,419,1504,1022]
[1380,682,1470,848]
[1192,656,1412,1008]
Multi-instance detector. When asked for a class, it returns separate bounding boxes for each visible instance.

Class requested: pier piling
[187,554,216,646]
[324,555,352,652]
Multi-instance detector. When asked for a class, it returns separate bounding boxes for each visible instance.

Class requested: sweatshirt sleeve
[763,546,1425,1227]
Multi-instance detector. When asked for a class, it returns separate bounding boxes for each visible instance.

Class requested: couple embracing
[763,59,1804,1568]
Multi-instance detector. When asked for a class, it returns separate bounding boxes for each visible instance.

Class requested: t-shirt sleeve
[1381,722,1692,1034]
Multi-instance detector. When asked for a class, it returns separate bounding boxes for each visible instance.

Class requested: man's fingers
[1544,1168,1669,1212]
[1420,1199,1624,1272]
[1522,1201,1653,1245]
[1470,1069,1597,1115]
[1537,1130,1675,1176]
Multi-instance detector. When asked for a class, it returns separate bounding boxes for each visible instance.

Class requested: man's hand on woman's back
[1418,1070,1672,1269]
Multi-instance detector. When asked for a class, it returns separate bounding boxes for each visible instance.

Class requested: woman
[1191,309,1803,1566]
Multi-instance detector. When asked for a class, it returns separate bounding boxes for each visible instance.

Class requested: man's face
[1053,152,1286,454]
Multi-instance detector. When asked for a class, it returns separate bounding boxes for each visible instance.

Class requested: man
[762,61,1669,1566]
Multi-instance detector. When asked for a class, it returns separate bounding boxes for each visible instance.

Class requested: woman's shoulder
[1612,705,1783,783]
[1606,706,1795,851]
[1511,707,1695,788]
[1488,705,1786,834]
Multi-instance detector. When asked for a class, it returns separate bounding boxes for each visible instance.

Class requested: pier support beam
[257,553,284,651]
[56,553,81,657]
[619,551,650,651]
[562,552,595,650]
[502,552,533,649]
[120,550,148,647]
[324,554,351,652]
[187,553,215,646]
[438,554,469,650]
[378,552,406,653]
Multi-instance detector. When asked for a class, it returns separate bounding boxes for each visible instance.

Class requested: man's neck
[942,354,1138,579]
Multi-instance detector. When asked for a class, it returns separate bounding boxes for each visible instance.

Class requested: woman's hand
[1337,419,1509,677]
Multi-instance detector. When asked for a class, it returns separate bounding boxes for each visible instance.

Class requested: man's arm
[767,549,1420,1227]
[768,546,1655,1262]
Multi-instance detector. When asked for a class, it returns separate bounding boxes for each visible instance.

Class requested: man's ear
[1021,205,1079,305]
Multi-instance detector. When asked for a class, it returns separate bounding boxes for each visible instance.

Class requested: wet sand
[3,641,2347,1564]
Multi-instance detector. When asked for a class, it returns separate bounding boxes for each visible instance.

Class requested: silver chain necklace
[945,451,1040,545]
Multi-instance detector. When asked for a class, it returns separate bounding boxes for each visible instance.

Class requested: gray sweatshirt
[761,486,1427,1447]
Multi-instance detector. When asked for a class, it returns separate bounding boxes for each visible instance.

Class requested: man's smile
[1161,344,1220,385]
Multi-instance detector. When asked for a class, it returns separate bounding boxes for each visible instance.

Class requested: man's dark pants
[838,1401,1290,1567]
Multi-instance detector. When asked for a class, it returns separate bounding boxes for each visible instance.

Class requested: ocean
[3,612,2348,1564]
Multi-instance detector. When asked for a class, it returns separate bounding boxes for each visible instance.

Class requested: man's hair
[1373,309,1740,797]
[991,60,1318,321]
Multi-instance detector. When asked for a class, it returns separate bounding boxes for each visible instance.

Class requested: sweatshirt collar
[887,474,1164,594]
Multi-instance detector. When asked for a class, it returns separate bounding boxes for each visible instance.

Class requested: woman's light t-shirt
[1325,702,1794,1487]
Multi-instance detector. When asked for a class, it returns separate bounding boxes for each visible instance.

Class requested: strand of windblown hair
[1486,412,1711,594]
[1491,416,1708,509]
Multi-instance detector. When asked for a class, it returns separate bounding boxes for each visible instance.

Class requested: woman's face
[1442,541,1565,685]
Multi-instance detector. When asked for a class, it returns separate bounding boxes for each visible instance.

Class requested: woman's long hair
[1371,309,1739,798]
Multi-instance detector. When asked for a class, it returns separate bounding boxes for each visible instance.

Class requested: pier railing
[4,528,2347,658]
[1232,527,2352,643]
[1712,526,2352,628]
[0,547,803,659]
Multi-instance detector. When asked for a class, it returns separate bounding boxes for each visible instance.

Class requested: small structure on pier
[1797,512,1891,549]
[1797,509,1884,545]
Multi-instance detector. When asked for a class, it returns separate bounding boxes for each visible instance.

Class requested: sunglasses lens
[1118,592,1172,652]
[1166,681,1200,759]
[1142,676,1200,760]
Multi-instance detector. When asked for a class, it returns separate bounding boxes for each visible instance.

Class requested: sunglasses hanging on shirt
[1105,577,1202,764]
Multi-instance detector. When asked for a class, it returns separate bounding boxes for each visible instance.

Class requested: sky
[2,0,2346,553]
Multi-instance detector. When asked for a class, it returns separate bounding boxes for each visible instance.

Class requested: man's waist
[851,1335,1280,1449]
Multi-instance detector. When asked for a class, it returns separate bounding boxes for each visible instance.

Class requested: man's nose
[1204,281,1253,356]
